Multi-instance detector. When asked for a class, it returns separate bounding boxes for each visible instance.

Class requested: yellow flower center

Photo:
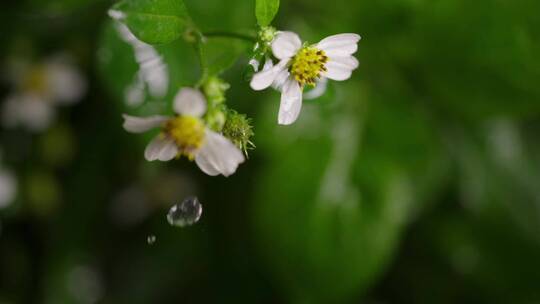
[23,66,48,96]
[289,46,328,87]
[164,116,205,160]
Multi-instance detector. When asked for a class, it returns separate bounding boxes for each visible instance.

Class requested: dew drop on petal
[166,196,202,227]
[147,235,156,245]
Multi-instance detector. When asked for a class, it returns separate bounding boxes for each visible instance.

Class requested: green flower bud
[205,106,227,132]
[222,110,255,156]
[259,26,277,46]
[202,76,230,106]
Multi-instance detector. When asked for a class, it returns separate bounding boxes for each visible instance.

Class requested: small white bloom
[1,55,86,132]
[44,58,87,105]
[114,22,169,105]
[0,169,17,209]
[0,153,17,209]
[250,32,361,125]
[1,93,55,131]
[122,88,245,177]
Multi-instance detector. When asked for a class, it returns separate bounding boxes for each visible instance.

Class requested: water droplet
[147,235,156,245]
[167,196,202,227]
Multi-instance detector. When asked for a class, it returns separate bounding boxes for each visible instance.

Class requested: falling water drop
[167,196,202,227]
[147,235,156,245]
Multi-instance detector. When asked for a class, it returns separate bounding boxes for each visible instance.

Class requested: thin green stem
[202,31,257,42]
[192,32,209,88]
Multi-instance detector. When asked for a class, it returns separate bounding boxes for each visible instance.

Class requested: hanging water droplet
[167,196,202,227]
[147,235,156,245]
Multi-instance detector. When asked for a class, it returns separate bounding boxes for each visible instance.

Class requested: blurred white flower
[1,55,86,132]
[122,88,245,177]
[113,22,169,107]
[2,93,55,131]
[250,32,361,125]
[0,151,17,209]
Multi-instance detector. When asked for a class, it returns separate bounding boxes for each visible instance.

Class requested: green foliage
[251,81,444,302]
[111,0,191,45]
[255,0,280,27]
[199,37,250,79]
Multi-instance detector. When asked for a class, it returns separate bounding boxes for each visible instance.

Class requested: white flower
[0,150,17,209]
[122,88,245,177]
[1,56,86,132]
[114,22,169,107]
[2,93,56,131]
[250,32,361,125]
[0,168,17,209]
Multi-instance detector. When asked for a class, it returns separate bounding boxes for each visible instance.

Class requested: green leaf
[255,0,279,26]
[200,38,249,78]
[111,0,191,45]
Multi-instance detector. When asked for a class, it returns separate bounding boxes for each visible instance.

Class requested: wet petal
[278,78,303,125]
[272,31,302,60]
[144,136,178,161]
[195,130,245,177]
[317,33,361,57]
[122,114,169,133]
[173,88,207,117]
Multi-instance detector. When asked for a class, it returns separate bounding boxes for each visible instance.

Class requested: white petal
[272,31,302,60]
[195,130,245,177]
[278,78,303,125]
[144,136,178,161]
[193,153,221,176]
[304,78,328,100]
[122,114,169,133]
[317,33,361,57]
[0,169,17,209]
[271,67,290,91]
[262,57,273,71]
[323,61,354,81]
[1,95,23,128]
[248,58,260,72]
[45,60,87,104]
[108,9,126,20]
[20,95,55,131]
[250,59,288,91]
[2,94,55,132]
[329,55,359,70]
[173,88,207,117]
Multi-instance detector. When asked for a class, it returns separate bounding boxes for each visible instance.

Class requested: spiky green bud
[222,110,255,156]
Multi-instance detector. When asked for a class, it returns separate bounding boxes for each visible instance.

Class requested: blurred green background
[1,0,540,303]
